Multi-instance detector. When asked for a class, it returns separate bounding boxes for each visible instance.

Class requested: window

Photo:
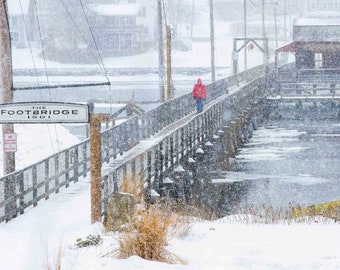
[111,34,119,50]
[315,53,323,68]
[138,7,146,17]
[321,0,328,9]
[11,16,18,26]
[310,0,317,10]
[121,33,132,51]
[10,31,19,42]
[115,16,135,26]
[333,0,340,9]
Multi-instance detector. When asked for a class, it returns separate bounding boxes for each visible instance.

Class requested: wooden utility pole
[157,0,165,102]
[190,0,195,38]
[243,0,247,70]
[209,0,216,82]
[262,0,269,67]
[283,0,287,42]
[0,1,15,175]
[90,112,110,223]
[166,25,172,100]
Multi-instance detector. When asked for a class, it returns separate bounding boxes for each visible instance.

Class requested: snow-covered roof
[307,11,340,19]
[294,18,340,26]
[7,0,31,16]
[88,4,140,16]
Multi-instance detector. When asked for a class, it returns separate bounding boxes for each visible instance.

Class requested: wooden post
[209,0,216,82]
[0,0,16,221]
[166,24,172,100]
[90,113,110,223]
[157,0,165,102]
[232,39,238,75]
[243,0,247,70]
[0,1,15,175]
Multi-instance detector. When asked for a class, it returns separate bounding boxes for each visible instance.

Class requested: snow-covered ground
[5,60,340,269]
[1,146,340,270]
[3,2,334,270]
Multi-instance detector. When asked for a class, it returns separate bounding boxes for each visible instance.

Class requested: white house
[7,0,35,48]
[86,1,155,56]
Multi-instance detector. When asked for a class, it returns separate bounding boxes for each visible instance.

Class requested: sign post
[3,133,16,152]
[89,113,110,223]
[0,102,106,222]
[0,101,111,223]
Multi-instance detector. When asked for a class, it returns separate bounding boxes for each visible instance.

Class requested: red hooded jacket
[192,78,207,99]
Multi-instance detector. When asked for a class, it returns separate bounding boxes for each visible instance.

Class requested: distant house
[7,0,36,48]
[304,0,340,14]
[7,0,155,57]
[230,14,285,41]
[275,18,340,81]
[214,0,257,21]
[87,2,154,56]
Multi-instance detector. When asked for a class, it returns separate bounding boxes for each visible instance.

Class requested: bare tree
[163,0,193,36]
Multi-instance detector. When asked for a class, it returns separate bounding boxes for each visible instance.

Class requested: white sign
[0,102,89,123]
[3,133,17,152]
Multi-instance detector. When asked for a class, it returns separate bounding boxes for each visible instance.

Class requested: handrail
[0,64,266,223]
[100,75,267,217]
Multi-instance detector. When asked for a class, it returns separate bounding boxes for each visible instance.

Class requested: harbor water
[230,117,340,210]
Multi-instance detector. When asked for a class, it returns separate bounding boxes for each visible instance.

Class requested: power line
[18,0,42,89]
[32,0,52,97]
[77,0,113,114]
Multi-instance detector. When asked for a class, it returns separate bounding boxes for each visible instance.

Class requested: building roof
[294,18,340,26]
[7,0,31,16]
[88,4,140,16]
[275,42,297,54]
[307,11,340,19]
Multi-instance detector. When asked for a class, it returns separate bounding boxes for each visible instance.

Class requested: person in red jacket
[192,78,207,113]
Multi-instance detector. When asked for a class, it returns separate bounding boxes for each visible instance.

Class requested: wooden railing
[100,75,267,219]
[297,68,340,83]
[0,65,265,223]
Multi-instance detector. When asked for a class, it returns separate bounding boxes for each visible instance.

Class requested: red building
[275,18,340,82]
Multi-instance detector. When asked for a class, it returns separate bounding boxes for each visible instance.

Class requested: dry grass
[235,204,297,224]
[120,174,144,200]
[234,201,340,224]
[293,200,340,222]
[43,242,63,270]
[110,205,188,264]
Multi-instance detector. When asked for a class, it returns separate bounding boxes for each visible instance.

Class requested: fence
[0,65,265,223]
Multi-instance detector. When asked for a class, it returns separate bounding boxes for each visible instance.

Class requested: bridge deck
[102,83,243,177]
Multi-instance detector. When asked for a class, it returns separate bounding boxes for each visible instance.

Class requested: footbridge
[6,63,339,223]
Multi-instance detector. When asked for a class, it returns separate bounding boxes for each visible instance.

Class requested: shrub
[76,234,102,248]
[115,205,187,264]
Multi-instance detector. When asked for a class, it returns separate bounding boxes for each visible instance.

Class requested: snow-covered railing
[297,68,340,83]
[100,72,268,219]
[0,64,266,223]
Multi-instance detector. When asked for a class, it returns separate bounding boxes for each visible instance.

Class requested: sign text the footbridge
[0,102,89,123]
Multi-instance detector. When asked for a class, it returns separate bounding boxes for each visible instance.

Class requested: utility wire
[18,0,42,90]
[32,0,52,97]
[77,0,113,114]
[31,0,59,152]
[161,0,168,25]
[59,0,109,81]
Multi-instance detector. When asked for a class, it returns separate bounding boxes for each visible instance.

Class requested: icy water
[232,119,340,209]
